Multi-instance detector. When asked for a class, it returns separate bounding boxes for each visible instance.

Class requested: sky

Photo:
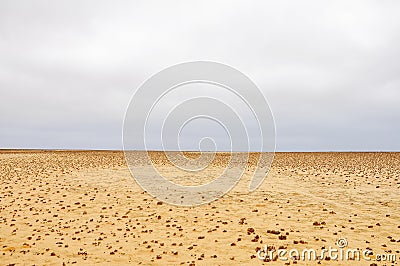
[0,0,399,151]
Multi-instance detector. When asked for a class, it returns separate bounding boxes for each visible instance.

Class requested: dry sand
[1,151,399,265]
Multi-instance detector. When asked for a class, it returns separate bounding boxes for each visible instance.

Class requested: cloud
[0,0,399,150]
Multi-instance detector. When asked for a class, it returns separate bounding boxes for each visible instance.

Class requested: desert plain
[0,151,399,265]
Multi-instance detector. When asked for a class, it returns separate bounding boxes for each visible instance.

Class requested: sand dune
[1,151,399,265]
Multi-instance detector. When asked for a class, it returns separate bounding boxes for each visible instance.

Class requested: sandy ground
[0,151,399,265]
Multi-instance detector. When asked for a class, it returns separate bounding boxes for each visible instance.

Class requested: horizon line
[1,148,399,153]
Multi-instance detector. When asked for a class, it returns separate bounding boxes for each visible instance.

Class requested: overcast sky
[1,1,399,151]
